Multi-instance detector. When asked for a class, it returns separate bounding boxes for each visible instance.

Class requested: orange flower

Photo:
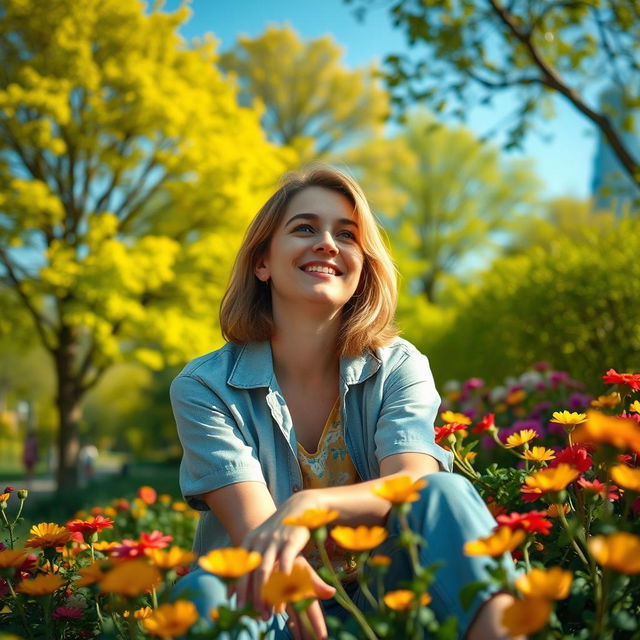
[591,392,621,408]
[0,548,28,568]
[198,548,262,578]
[146,546,195,570]
[587,532,640,574]
[573,410,640,453]
[523,464,579,495]
[260,563,316,612]
[515,567,572,600]
[546,504,571,518]
[440,411,472,425]
[610,464,640,492]
[501,597,551,636]
[0,493,10,504]
[504,429,538,448]
[283,508,340,529]
[464,527,526,557]
[369,554,391,567]
[372,476,427,503]
[172,502,188,512]
[137,486,157,505]
[330,525,388,551]
[25,523,72,549]
[142,601,198,637]
[506,389,526,405]
[76,560,111,587]
[383,590,431,610]
[99,559,161,596]
[17,573,64,596]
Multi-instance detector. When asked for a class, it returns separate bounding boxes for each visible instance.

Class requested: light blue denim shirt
[170,337,453,557]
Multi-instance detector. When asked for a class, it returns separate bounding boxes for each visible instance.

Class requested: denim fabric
[170,338,454,558]
[172,473,514,640]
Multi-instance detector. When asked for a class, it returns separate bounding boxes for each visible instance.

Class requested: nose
[313,231,338,255]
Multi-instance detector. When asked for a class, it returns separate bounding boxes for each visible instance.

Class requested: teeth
[304,265,336,275]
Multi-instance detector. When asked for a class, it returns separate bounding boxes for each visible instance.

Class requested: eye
[337,229,357,241]
[292,223,314,233]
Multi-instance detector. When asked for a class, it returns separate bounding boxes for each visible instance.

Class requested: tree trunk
[54,328,83,490]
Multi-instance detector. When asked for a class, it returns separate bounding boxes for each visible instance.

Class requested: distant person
[78,443,98,486]
[22,430,39,489]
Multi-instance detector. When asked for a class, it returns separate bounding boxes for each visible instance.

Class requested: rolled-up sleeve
[170,375,266,510]
[374,349,453,472]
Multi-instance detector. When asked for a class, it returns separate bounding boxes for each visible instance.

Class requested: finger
[306,600,328,640]
[286,606,303,640]
[309,567,336,599]
[255,544,279,619]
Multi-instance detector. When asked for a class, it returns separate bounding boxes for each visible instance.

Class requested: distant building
[591,86,640,215]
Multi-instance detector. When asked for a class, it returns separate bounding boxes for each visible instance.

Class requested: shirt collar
[227,341,381,389]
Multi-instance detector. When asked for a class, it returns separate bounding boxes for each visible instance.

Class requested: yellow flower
[198,548,262,578]
[504,429,538,448]
[103,507,117,518]
[573,410,640,453]
[0,548,28,568]
[588,532,640,574]
[260,564,316,611]
[440,411,472,425]
[630,400,640,413]
[591,392,621,408]
[371,476,427,503]
[464,527,526,557]
[25,523,72,549]
[99,559,161,596]
[142,601,198,638]
[546,504,571,518]
[146,546,195,569]
[524,464,579,494]
[505,389,526,405]
[550,411,587,425]
[523,447,557,462]
[283,508,340,529]
[330,525,388,551]
[16,573,64,596]
[383,590,431,610]
[123,606,153,619]
[0,493,10,504]
[494,402,508,413]
[610,464,640,492]
[93,541,118,552]
[369,554,392,567]
[159,494,172,504]
[515,567,572,600]
[501,597,552,636]
[172,502,188,512]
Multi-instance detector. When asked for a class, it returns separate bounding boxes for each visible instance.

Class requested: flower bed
[1,367,638,639]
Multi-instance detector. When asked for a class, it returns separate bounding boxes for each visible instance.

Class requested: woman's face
[255,186,365,311]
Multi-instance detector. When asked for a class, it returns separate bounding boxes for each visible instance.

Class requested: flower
[172,501,188,511]
[0,493,9,504]
[591,392,621,408]
[577,477,620,500]
[99,560,161,596]
[0,549,28,568]
[588,532,640,574]
[369,554,392,567]
[440,410,472,425]
[496,511,552,535]
[52,606,84,619]
[434,422,467,443]
[630,400,640,413]
[25,523,72,548]
[330,525,388,551]
[145,546,195,570]
[504,429,538,448]
[463,527,526,557]
[76,560,111,586]
[137,486,157,505]
[523,464,579,495]
[515,567,572,599]
[371,476,427,503]
[93,541,119,553]
[602,369,640,391]
[523,447,556,462]
[573,411,640,453]
[66,515,114,535]
[506,389,526,405]
[473,413,495,434]
[283,508,340,529]
[140,531,173,549]
[550,411,587,426]
[123,606,153,619]
[260,563,316,611]
[610,464,640,492]
[142,601,198,638]
[546,504,570,518]
[502,598,552,636]
[550,446,592,473]
[198,548,262,578]
[16,573,64,596]
[383,590,431,610]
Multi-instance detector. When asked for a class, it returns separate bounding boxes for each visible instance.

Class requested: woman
[171,166,520,640]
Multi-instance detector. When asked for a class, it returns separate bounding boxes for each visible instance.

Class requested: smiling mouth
[300,265,342,276]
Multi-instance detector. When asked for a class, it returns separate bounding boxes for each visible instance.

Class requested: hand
[285,598,330,640]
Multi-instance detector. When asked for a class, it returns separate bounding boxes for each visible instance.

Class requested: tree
[0,0,285,489]
[348,0,640,191]
[343,111,541,303]
[219,24,389,162]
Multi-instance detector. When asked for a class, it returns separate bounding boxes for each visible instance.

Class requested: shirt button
[292,484,301,492]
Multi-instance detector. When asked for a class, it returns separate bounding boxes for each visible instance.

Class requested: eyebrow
[284,213,358,228]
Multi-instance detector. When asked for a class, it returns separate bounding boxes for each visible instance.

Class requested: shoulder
[171,342,244,392]
[374,337,430,370]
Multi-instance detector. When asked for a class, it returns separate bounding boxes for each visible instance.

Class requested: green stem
[355,553,378,610]
[556,502,589,567]
[1,507,15,548]
[14,497,26,525]
[593,568,611,639]
[398,508,421,578]
[7,579,35,640]
[522,541,532,573]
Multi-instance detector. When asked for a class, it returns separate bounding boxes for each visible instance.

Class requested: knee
[171,568,228,617]
[421,471,473,497]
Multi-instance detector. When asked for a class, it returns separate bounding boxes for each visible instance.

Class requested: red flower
[137,486,157,505]
[550,446,592,473]
[520,486,543,503]
[473,413,495,434]
[4,487,15,493]
[110,531,173,559]
[114,499,130,512]
[603,369,640,391]
[618,454,635,466]
[577,477,620,501]
[435,422,466,443]
[139,531,173,549]
[66,515,114,535]
[496,511,553,535]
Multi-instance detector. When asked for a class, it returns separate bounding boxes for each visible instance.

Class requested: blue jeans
[172,473,513,639]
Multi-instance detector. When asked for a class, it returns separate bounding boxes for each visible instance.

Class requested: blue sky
[163,0,595,199]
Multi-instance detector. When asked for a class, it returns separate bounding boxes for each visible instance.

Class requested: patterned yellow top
[296,397,360,581]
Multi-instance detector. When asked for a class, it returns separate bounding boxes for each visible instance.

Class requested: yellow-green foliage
[428,215,640,388]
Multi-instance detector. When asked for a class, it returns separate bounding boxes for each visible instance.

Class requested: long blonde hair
[220,165,398,356]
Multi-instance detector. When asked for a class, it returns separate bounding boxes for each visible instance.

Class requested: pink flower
[577,477,620,501]
[139,531,173,549]
[53,606,84,619]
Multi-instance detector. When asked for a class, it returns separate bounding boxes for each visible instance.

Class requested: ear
[254,254,270,282]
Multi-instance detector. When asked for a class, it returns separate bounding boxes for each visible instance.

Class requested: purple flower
[568,392,592,410]
[463,377,485,391]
